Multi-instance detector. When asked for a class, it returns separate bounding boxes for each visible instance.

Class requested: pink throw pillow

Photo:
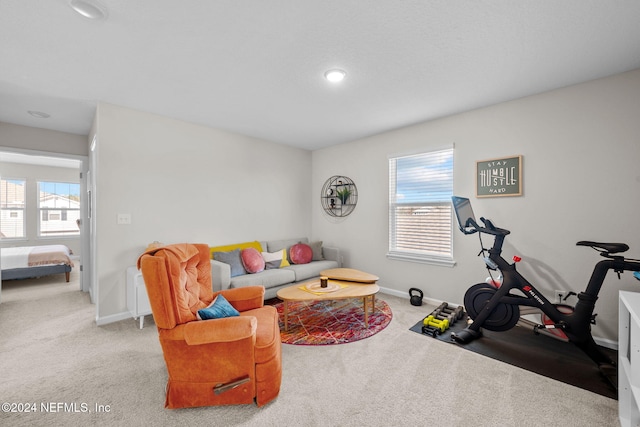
[241,248,265,274]
[290,243,312,264]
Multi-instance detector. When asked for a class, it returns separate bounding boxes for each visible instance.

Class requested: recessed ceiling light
[69,0,108,20]
[324,69,346,83]
[28,110,51,119]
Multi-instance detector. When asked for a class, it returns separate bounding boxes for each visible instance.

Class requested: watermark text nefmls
[2,402,111,413]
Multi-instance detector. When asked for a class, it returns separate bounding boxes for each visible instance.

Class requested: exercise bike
[450,196,640,387]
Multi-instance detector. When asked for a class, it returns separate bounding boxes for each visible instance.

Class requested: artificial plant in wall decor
[321,175,358,217]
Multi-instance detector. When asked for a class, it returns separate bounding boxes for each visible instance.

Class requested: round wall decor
[321,175,358,217]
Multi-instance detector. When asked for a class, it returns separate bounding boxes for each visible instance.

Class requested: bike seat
[577,241,629,254]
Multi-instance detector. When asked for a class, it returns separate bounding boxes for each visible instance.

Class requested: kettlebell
[409,288,423,306]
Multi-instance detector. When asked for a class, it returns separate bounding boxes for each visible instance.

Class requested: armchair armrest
[183,316,257,345]
[217,286,265,312]
[210,259,231,292]
[322,246,342,266]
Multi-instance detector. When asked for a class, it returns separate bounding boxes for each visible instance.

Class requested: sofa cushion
[309,241,324,261]
[290,243,312,264]
[262,249,290,270]
[267,238,308,262]
[241,248,265,274]
[230,268,296,289]
[212,249,246,277]
[285,259,340,282]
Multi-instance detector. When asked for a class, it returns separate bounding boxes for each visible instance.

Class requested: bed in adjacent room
[1,245,74,282]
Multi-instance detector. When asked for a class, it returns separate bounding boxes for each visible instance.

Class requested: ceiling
[1,1,640,151]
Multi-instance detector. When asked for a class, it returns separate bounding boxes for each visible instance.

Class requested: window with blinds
[388,147,454,266]
[1,178,26,239]
[38,181,81,237]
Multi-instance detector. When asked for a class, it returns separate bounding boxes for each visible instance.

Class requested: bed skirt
[2,264,72,282]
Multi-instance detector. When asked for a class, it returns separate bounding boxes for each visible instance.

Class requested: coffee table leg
[284,300,289,331]
[363,297,369,328]
[363,295,376,328]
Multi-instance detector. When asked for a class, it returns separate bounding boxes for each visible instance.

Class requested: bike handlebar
[464,217,511,237]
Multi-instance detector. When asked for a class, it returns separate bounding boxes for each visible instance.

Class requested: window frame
[1,177,27,240]
[37,180,81,238]
[387,147,455,267]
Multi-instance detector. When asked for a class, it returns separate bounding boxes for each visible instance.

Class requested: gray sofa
[210,238,341,299]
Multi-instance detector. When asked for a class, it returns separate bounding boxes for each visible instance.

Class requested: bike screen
[452,196,477,234]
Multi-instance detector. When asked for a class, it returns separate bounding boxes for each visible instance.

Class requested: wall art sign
[476,155,522,197]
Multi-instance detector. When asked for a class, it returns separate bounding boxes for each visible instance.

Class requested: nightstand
[126,266,152,329]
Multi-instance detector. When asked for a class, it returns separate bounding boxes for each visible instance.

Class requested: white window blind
[1,178,26,239]
[388,147,454,266]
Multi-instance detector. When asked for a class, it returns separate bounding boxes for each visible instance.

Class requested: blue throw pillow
[197,294,240,320]
[213,249,246,277]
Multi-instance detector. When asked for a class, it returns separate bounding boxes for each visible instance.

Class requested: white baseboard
[379,286,460,308]
[96,311,132,326]
[379,287,619,349]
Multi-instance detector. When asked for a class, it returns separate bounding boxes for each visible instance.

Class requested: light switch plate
[117,213,131,225]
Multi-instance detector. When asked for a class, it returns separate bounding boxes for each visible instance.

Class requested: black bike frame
[468,224,640,366]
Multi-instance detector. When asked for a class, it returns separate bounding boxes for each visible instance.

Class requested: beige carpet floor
[0,271,619,426]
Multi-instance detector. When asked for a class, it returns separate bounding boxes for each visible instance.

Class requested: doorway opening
[0,149,91,306]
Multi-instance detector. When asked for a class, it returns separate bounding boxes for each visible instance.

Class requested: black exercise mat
[410,316,617,400]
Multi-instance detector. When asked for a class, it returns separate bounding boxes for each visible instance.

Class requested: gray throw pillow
[213,249,246,277]
[309,241,324,261]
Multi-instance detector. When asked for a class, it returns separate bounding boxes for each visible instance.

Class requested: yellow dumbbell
[423,315,450,332]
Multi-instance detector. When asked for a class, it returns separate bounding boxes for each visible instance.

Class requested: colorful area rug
[273,298,392,345]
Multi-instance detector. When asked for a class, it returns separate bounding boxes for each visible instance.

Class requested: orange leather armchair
[137,243,281,408]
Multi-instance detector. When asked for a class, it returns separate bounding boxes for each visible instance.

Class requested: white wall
[0,162,81,255]
[94,103,312,321]
[312,69,640,342]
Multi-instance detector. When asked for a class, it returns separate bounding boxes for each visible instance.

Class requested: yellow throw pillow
[209,241,263,259]
[279,249,290,267]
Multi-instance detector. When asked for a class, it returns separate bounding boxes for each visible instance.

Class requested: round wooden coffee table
[320,268,379,284]
[277,279,379,331]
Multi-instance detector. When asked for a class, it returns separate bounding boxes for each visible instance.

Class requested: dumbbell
[434,302,459,318]
[437,304,465,320]
[421,325,439,337]
[432,309,458,325]
[423,315,449,333]
[431,302,454,324]
[434,306,464,323]
[433,302,449,313]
